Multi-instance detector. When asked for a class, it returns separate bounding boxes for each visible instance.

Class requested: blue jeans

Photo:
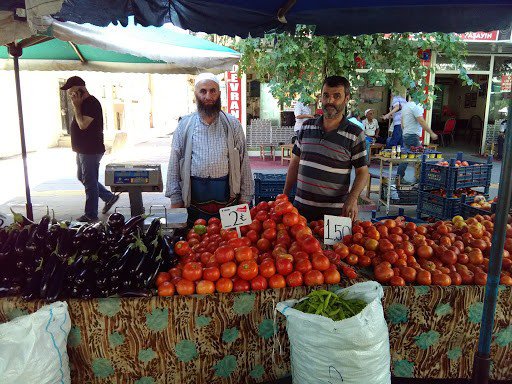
[76,153,114,219]
[397,134,421,179]
[387,124,403,148]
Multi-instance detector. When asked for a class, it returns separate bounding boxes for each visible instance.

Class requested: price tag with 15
[323,215,352,245]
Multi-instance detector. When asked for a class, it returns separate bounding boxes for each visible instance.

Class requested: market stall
[1,285,512,383]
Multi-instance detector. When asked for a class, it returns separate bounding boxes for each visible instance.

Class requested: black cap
[60,76,85,90]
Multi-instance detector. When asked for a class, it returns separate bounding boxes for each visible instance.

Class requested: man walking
[61,76,119,222]
[283,76,369,221]
[396,94,438,183]
[166,73,253,224]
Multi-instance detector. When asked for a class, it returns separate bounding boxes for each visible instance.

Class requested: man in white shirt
[362,108,379,139]
[294,101,314,135]
[396,98,438,183]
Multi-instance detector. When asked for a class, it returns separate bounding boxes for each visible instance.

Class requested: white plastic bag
[277,281,391,384]
[0,301,71,384]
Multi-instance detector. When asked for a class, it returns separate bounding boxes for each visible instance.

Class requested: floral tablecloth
[1,285,512,383]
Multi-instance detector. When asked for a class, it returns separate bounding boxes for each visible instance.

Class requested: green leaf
[175,340,198,363]
[393,359,415,378]
[414,330,440,350]
[195,316,212,328]
[233,294,256,315]
[447,347,462,360]
[108,332,125,348]
[91,358,114,379]
[494,325,512,347]
[435,303,453,317]
[222,327,239,343]
[68,326,82,347]
[135,377,155,384]
[468,302,484,324]
[250,364,265,379]
[146,308,168,331]
[258,319,276,339]
[138,348,157,363]
[97,298,121,317]
[386,303,409,324]
[214,355,237,378]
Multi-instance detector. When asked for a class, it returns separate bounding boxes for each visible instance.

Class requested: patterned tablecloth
[1,285,512,383]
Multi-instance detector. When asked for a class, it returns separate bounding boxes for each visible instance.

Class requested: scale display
[113,170,150,185]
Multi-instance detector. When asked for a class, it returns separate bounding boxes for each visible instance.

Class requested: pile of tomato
[337,213,512,287]
[155,195,357,296]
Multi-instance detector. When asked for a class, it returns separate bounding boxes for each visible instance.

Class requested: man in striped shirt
[283,76,369,221]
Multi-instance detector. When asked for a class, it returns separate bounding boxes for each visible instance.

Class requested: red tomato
[168,267,182,279]
[301,236,322,254]
[260,259,276,278]
[203,267,221,282]
[346,254,359,266]
[342,265,357,279]
[417,245,434,259]
[196,280,215,294]
[175,241,191,257]
[334,244,350,259]
[276,258,293,276]
[440,249,458,266]
[323,269,341,284]
[208,217,221,226]
[449,272,462,285]
[228,238,245,249]
[176,279,195,295]
[237,260,259,281]
[157,281,175,296]
[269,274,286,289]
[294,259,312,274]
[234,246,253,263]
[274,201,293,216]
[468,249,484,265]
[474,272,488,286]
[358,255,372,267]
[400,267,417,283]
[248,219,262,233]
[416,270,432,285]
[215,245,235,264]
[282,212,299,227]
[262,228,277,241]
[311,254,330,271]
[155,272,171,286]
[182,262,203,281]
[374,266,394,283]
[255,210,269,222]
[246,230,259,244]
[220,261,237,278]
[251,276,268,291]
[216,277,234,293]
[233,278,251,292]
[286,271,303,287]
[304,270,325,286]
[390,276,406,286]
[432,273,452,286]
[256,238,272,252]
[378,239,394,253]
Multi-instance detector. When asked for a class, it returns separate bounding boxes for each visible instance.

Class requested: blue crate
[371,208,425,224]
[417,190,464,220]
[419,152,492,194]
[460,195,496,219]
[380,180,418,205]
[253,173,296,204]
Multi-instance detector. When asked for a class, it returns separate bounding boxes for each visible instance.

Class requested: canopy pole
[472,95,512,384]
[8,44,34,221]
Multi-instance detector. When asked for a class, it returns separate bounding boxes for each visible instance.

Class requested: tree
[236,26,474,113]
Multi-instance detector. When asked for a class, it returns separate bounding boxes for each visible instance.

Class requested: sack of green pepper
[276,281,391,384]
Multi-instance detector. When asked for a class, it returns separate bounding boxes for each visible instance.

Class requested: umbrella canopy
[29,0,512,37]
[0,17,240,74]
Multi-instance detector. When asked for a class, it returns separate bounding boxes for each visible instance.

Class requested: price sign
[323,215,352,245]
[220,204,252,236]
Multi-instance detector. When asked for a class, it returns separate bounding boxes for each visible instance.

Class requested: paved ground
[0,136,505,223]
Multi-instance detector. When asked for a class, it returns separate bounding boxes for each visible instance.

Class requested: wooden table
[370,143,384,161]
[259,144,275,161]
[280,144,294,165]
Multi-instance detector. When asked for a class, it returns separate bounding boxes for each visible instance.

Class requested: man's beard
[197,95,222,118]
[322,103,344,119]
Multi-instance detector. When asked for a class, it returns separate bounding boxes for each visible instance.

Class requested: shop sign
[502,75,512,92]
[456,31,499,42]
[225,66,242,123]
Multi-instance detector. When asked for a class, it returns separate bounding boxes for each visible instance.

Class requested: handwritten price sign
[323,215,352,245]
[220,204,252,233]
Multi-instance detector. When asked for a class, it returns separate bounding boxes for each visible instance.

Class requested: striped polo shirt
[292,116,368,220]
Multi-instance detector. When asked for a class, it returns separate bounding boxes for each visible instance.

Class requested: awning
[34,0,512,37]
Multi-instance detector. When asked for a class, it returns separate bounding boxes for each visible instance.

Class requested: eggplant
[21,270,42,300]
[0,230,20,280]
[44,263,65,301]
[161,234,179,271]
[144,218,161,244]
[0,228,8,248]
[122,215,145,236]
[107,212,125,233]
[117,289,153,297]
[10,208,34,227]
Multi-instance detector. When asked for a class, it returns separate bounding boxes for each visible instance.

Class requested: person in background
[61,76,119,223]
[362,108,379,139]
[283,76,369,221]
[348,111,364,129]
[396,94,438,184]
[496,119,507,160]
[382,92,407,148]
[293,100,315,138]
[166,73,254,224]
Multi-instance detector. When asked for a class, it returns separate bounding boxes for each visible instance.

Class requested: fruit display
[155,195,357,296]
[435,160,470,167]
[338,213,512,286]
[469,196,497,211]
[0,212,179,300]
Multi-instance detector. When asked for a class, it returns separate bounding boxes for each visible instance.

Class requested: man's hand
[341,196,359,221]
[70,90,85,109]
[170,202,185,209]
[430,132,439,141]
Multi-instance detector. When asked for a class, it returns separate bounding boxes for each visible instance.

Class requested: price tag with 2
[323,215,352,245]
[219,204,252,236]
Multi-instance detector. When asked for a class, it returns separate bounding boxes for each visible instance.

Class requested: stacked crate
[417,152,493,220]
[253,173,296,204]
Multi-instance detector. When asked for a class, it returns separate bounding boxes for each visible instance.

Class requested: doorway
[58,79,74,135]
[431,74,488,154]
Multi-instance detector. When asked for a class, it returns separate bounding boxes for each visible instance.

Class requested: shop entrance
[431,74,488,154]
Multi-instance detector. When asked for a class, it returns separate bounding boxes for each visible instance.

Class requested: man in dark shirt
[61,76,119,222]
[283,76,369,221]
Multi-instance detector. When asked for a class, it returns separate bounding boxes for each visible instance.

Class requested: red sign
[456,31,499,42]
[225,68,242,123]
[502,75,512,92]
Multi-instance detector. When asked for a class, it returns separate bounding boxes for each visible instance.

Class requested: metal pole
[472,95,512,384]
[8,44,33,221]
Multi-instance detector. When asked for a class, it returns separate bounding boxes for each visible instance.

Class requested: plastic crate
[371,208,425,224]
[253,173,295,204]
[461,203,496,219]
[419,152,492,193]
[417,190,464,220]
[380,179,418,205]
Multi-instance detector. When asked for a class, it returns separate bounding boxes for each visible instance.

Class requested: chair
[434,118,456,147]
[466,115,483,147]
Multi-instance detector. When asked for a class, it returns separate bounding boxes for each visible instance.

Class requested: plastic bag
[0,301,71,384]
[277,281,391,384]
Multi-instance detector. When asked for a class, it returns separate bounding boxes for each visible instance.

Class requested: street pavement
[0,137,503,224]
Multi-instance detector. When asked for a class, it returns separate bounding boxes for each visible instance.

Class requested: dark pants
[76,153,114,219]
[497,134,505,160]
[387,124,403,148]
[188,176,235,225]
[397,134,421,178]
